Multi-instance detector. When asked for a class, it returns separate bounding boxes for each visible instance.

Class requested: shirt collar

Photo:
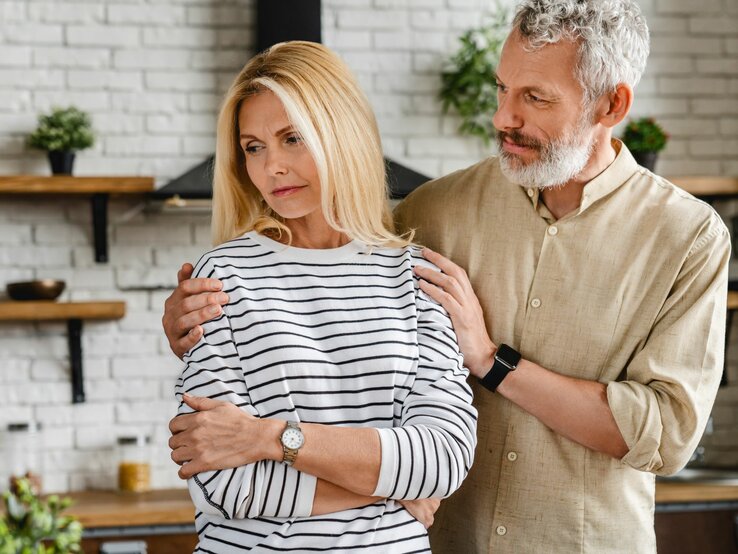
[520,139,640,220]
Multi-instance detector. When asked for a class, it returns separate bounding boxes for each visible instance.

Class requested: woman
[168,41,477,552]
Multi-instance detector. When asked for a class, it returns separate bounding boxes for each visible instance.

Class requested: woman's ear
[594,83,633,129]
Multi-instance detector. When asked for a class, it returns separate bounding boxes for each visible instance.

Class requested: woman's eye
[285,134,303,145]
[244,144,262,155]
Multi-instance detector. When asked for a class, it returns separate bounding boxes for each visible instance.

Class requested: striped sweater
[175,231,478,553]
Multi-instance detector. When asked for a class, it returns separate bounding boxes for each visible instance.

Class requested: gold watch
[280,421,305,466]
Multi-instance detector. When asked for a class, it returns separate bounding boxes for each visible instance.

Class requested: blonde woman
[167,41,477,552]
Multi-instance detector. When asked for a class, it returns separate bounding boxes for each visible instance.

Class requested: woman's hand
[162,263,229,359]
[414,248,496,378]
[169,394,280,479]
[398,498,441,529]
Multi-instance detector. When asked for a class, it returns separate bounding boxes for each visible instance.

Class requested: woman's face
[238,90,322,222]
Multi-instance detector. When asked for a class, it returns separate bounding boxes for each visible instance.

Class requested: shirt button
[507,451,518,462]
[496,525,507,536]
[530,298,541,309]
[547,225,558,236]
[526,188,534,197]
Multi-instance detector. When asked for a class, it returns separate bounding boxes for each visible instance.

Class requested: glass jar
[116,435,151,493]
[3,421,43,494]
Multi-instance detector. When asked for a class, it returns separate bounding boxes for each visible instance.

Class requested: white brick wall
[0,0,736,493]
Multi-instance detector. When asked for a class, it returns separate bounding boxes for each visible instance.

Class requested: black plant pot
[48,151,75,175]
[632,151,658,172]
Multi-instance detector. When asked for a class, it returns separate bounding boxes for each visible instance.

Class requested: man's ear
[594,83,633,129]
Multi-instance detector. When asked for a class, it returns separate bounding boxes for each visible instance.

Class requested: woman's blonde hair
[211,40,412,248]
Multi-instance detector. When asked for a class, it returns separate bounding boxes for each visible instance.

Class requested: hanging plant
[439,5,511,145]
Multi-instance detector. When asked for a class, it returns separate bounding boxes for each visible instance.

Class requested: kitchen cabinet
[656,481,738,553]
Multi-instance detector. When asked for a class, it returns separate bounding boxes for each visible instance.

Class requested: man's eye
[527,93,546,104]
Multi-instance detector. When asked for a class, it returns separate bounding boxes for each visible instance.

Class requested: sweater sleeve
[174,254,317,519]
[372,256,478,500]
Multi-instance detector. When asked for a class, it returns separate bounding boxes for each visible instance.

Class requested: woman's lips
[272,185,306,198]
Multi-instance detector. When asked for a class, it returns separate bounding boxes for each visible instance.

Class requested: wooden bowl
[6,279,66,301]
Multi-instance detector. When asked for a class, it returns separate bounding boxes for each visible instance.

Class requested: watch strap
[281,421,302,466]
[479,344,521,392]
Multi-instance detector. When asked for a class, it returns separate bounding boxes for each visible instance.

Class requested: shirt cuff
[293,471,318,517]
[372,427,398,497]
[607,380,664,472]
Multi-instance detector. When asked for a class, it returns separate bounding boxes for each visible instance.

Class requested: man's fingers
[419,279,462,316]
[180,277,223,296]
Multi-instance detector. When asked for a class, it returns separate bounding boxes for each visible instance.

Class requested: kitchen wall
[0,0,737,492]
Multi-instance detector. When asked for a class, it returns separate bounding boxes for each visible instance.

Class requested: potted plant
[0,477,82,553]
[439,4,510,145]
[27,106,95,175]
[620,117,669,171]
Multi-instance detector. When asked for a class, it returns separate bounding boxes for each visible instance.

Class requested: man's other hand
[162,263,229,359]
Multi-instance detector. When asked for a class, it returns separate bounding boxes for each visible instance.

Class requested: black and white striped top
[175,231,477,553]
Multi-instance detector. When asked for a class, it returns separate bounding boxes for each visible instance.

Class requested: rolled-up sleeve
[607,215,730,475]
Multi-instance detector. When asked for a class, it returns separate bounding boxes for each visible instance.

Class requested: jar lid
[7,421,42,432]
[117,435,150,446]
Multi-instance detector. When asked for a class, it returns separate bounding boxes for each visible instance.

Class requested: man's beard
[497,116,596,190]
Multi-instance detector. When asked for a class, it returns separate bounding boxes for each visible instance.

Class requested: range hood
[151,0,429,205]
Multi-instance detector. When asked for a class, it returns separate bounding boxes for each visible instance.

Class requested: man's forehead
[497,31,581,92]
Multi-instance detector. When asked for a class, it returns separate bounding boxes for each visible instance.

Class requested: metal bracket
[91,193,109,263]
[67,318,85,403]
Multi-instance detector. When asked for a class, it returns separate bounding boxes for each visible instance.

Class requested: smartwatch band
[479,344,521,392]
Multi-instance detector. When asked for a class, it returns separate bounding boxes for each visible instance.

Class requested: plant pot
[632,151,658,172]
[48,151,75,175]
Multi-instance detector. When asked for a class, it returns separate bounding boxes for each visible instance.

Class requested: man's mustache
[497,130,543,150]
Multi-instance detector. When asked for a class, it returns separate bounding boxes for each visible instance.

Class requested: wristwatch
[479,344,521,392]
[280,421,305,466]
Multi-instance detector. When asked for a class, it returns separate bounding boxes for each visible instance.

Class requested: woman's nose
[264,148,288,176]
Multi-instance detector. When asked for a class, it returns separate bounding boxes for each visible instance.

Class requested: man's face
[493,30,597,189]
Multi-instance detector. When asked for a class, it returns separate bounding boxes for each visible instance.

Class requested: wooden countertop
[656,481,738,504]
[64,489,194,528]
[59,483,738,529]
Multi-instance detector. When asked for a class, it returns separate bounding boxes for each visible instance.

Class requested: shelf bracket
[91,193,109,263]
[67,318,86,403]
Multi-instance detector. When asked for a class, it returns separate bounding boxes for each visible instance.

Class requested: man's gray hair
[512,0,650,105]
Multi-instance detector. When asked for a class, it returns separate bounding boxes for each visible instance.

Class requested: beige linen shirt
[394,141,730,554]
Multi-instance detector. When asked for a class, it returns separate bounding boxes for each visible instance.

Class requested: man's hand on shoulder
[414,248,495,378]
[162,263,229,359]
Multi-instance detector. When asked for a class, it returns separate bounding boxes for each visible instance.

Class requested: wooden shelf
[0,300,125,321]
[0,175,154,194]
[669,176,738,198]
[0,301,126,403]
[0,175,154,262]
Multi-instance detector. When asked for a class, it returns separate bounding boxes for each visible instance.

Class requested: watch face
[281,427,304,450]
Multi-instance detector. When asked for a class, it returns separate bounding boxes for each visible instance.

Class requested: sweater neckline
[245,231,366,263]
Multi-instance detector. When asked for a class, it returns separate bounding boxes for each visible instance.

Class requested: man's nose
[492,94,523,132]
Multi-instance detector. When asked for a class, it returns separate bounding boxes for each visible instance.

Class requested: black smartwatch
[479,344,521,392]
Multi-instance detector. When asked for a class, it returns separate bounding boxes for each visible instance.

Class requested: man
[163,0,729,551]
